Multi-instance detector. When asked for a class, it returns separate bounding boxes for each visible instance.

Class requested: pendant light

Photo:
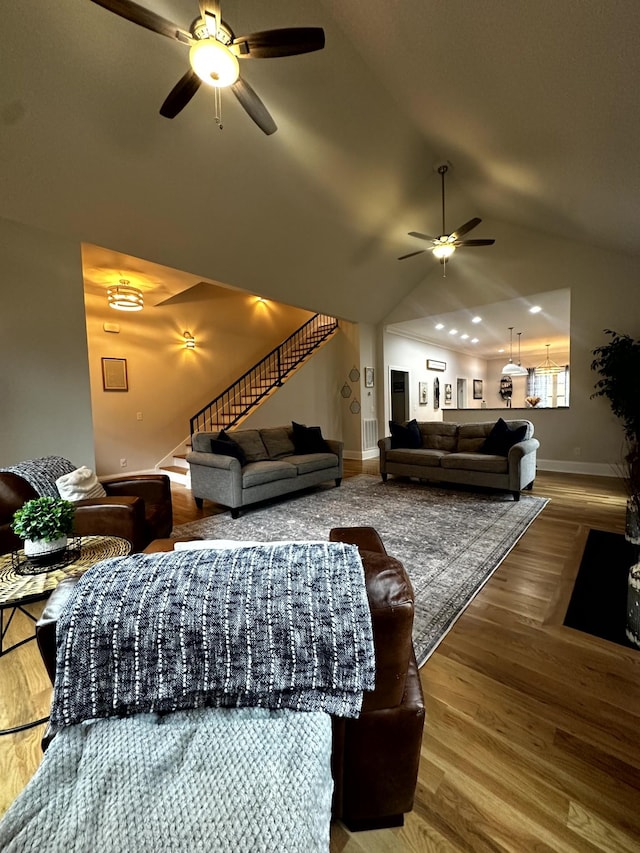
[108,279,144,312]
[536,344,564,375]
[501,328,528,376]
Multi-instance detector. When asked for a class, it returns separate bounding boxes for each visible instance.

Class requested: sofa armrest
[72,496,146,550]
[186,451,241,471]
[330,526,387,555]
[508,437,540,461]
[100,474,171,504]
[378,437,392,451]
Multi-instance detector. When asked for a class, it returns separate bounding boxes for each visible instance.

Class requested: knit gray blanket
[0,456,75,497]
[51,542,375,735]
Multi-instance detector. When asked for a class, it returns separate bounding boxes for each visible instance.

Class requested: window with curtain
[527,366,569,407]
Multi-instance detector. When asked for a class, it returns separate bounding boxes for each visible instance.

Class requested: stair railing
[190,313,338,435]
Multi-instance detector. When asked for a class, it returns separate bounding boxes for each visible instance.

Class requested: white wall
[0,217,95,468]
[383,331,488,426]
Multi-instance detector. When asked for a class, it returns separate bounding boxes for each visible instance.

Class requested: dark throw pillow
[291,421,331,454]
[389,419,421,449]
[479,418,528,456]
[211,433,247,466]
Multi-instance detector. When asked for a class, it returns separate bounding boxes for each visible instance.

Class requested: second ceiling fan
[89,0,325,135]
[398,163,495,273]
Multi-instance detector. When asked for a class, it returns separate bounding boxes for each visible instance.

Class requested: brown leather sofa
[35,526,425,831]
[0,470,173,554]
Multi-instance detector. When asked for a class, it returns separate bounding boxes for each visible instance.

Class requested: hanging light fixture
[107,279,144,312]
[501,327,528,376]
[516,331,527,371]
[536,344,564,375]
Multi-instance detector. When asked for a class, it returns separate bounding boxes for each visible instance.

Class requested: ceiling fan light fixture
[432,243,455,259]
[189,38,239,88]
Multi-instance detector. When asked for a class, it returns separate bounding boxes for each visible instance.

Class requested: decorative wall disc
[341,383,352,398]
[350,399,361,414]
[349,368,360,383]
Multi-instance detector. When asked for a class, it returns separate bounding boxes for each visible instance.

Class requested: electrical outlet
[136,412,143,421]
[120,458,127,467]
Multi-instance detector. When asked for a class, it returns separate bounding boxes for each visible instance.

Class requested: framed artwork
[101,357,128,391]
[433,377,440,410]
[427,359,446,371]
[444,383,452,404]
[364,367,375,388]
[473,379,483,400]
[418,382,428,405]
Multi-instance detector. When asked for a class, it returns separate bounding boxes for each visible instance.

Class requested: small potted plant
[11,496,75,565]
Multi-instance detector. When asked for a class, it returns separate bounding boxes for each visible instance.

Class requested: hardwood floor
[1,467,638,851]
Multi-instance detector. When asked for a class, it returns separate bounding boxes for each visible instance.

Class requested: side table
[0,535,131,736]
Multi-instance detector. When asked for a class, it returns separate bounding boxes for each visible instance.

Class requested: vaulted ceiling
[2,1,638,328]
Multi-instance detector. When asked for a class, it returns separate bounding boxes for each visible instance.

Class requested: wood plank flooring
[1,467,638,851]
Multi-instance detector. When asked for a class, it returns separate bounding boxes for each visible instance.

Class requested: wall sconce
[183,330,196,349]
[107,279,144,312]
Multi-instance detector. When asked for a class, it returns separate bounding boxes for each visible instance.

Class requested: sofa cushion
[241,460,296,488]
[389,419,421,449]
[286,453,339,475]
[211,436,247,466]
[292,422,331,454]
[226,429,270,463]
[386,448,447,467]
[440,452,508,473]
[418,422,458,452]
[260,427,296,459]
[456,423,492,453]
[479,418,528,456]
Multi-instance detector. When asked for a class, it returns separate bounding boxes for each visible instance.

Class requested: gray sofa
[378,419,539,500]
[187,426,343,517]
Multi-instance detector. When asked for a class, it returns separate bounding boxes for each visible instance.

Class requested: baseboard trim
[537,459,621,478]
[344,449,379,462]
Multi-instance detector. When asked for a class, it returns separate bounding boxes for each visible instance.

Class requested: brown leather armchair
[0,469,173,554]
[35,526,424,832]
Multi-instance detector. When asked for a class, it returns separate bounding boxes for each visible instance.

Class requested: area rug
[173,476,549,667]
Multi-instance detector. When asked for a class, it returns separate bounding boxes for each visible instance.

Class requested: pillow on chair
[56,467,107,500]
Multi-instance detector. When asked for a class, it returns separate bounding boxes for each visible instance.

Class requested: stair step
[163,465,188,475]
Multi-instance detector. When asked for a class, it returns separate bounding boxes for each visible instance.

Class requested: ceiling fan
[89,0,325,135]
[398,163,495,273]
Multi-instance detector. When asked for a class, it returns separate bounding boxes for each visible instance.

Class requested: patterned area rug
[173,475,549,667]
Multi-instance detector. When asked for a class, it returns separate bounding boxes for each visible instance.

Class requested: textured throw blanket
[51,542,375,734]
[0,707,333,853]
[0,456,76,498]
[1,543,374,852]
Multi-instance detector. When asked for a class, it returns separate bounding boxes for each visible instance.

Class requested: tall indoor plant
[591,329,640,648]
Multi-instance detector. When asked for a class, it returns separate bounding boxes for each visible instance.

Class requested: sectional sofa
[378,418,539,500]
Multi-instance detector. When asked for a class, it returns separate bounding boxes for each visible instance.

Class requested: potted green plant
[11,496,75,565]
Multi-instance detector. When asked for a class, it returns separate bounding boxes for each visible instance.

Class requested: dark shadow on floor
[564,529,637,649]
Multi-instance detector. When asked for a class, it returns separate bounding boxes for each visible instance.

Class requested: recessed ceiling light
[460,333,469,340]
[471,338,479,343]
[529,305,542,314]
[449,329,458,335]
[435,323,445,330]
[498,348,505,353]
[472,316,482,324]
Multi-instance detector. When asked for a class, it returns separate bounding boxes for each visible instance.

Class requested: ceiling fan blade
[398,250,426,260]
[89,0,191,44]
[455,239,496,247]
[231,78,277,135]
[159,70,201,119]
[408,231,437,243]
[450,217,481,240]
[232,28,325,58]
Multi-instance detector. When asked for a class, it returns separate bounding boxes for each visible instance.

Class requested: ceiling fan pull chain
[214,87,223,130]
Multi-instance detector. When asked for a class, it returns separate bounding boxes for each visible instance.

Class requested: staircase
[160,313,339,483]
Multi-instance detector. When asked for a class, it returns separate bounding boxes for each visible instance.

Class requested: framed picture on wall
[364,367,375,388]
[418,381,428,405]
[102,357,128,391]
[427,359,446,371]
[444,383,452,404]
[473,379,483,399]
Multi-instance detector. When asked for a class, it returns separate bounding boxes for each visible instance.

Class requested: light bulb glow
[190,38,239,88]
[432,242,455,259]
